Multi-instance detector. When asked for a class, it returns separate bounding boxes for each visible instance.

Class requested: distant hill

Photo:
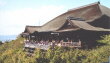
[0,35,17,42]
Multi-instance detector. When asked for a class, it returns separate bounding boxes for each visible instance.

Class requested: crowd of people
[24,40,81,50]
[24,40,54,50]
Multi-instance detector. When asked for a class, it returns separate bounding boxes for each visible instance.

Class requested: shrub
[0,41,3,45]
[97,35,110,45]
[0,36,110,63]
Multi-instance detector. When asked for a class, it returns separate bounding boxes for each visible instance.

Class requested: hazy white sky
[0,0,110,35]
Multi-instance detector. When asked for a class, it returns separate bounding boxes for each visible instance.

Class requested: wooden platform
[24,40,81,50]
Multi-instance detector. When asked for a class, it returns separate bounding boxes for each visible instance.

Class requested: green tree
[0,41,3,45]
[98,35,110,45]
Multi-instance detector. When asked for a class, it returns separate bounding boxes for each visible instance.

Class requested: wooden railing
[24,41,51,50]
[24,40,81,50]
[57,41,81,48]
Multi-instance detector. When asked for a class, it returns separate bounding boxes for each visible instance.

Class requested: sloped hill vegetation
[0,35,110,63]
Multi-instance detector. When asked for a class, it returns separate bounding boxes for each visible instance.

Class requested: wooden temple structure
[22,2,110,49]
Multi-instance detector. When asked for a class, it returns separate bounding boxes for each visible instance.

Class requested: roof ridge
[68,2,100,11]
[98,4,110,17]
[26,25,41,27]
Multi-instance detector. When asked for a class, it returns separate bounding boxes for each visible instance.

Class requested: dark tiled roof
[70,20,110,31]
[38,2,110,32]
[23,2,110,33]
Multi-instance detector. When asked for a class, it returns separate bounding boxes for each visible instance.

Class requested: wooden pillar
[28,35,30,40]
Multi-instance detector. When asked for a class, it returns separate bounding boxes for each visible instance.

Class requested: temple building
[22,2,110,49]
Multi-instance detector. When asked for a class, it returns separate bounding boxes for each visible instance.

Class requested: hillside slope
[0,36,110,63]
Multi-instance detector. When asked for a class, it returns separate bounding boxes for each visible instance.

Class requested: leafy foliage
[98,34,110,45]
[0,35,110,63]
[0,41,3,45]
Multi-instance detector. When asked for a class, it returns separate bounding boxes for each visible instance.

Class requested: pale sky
[0,0,110,35]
